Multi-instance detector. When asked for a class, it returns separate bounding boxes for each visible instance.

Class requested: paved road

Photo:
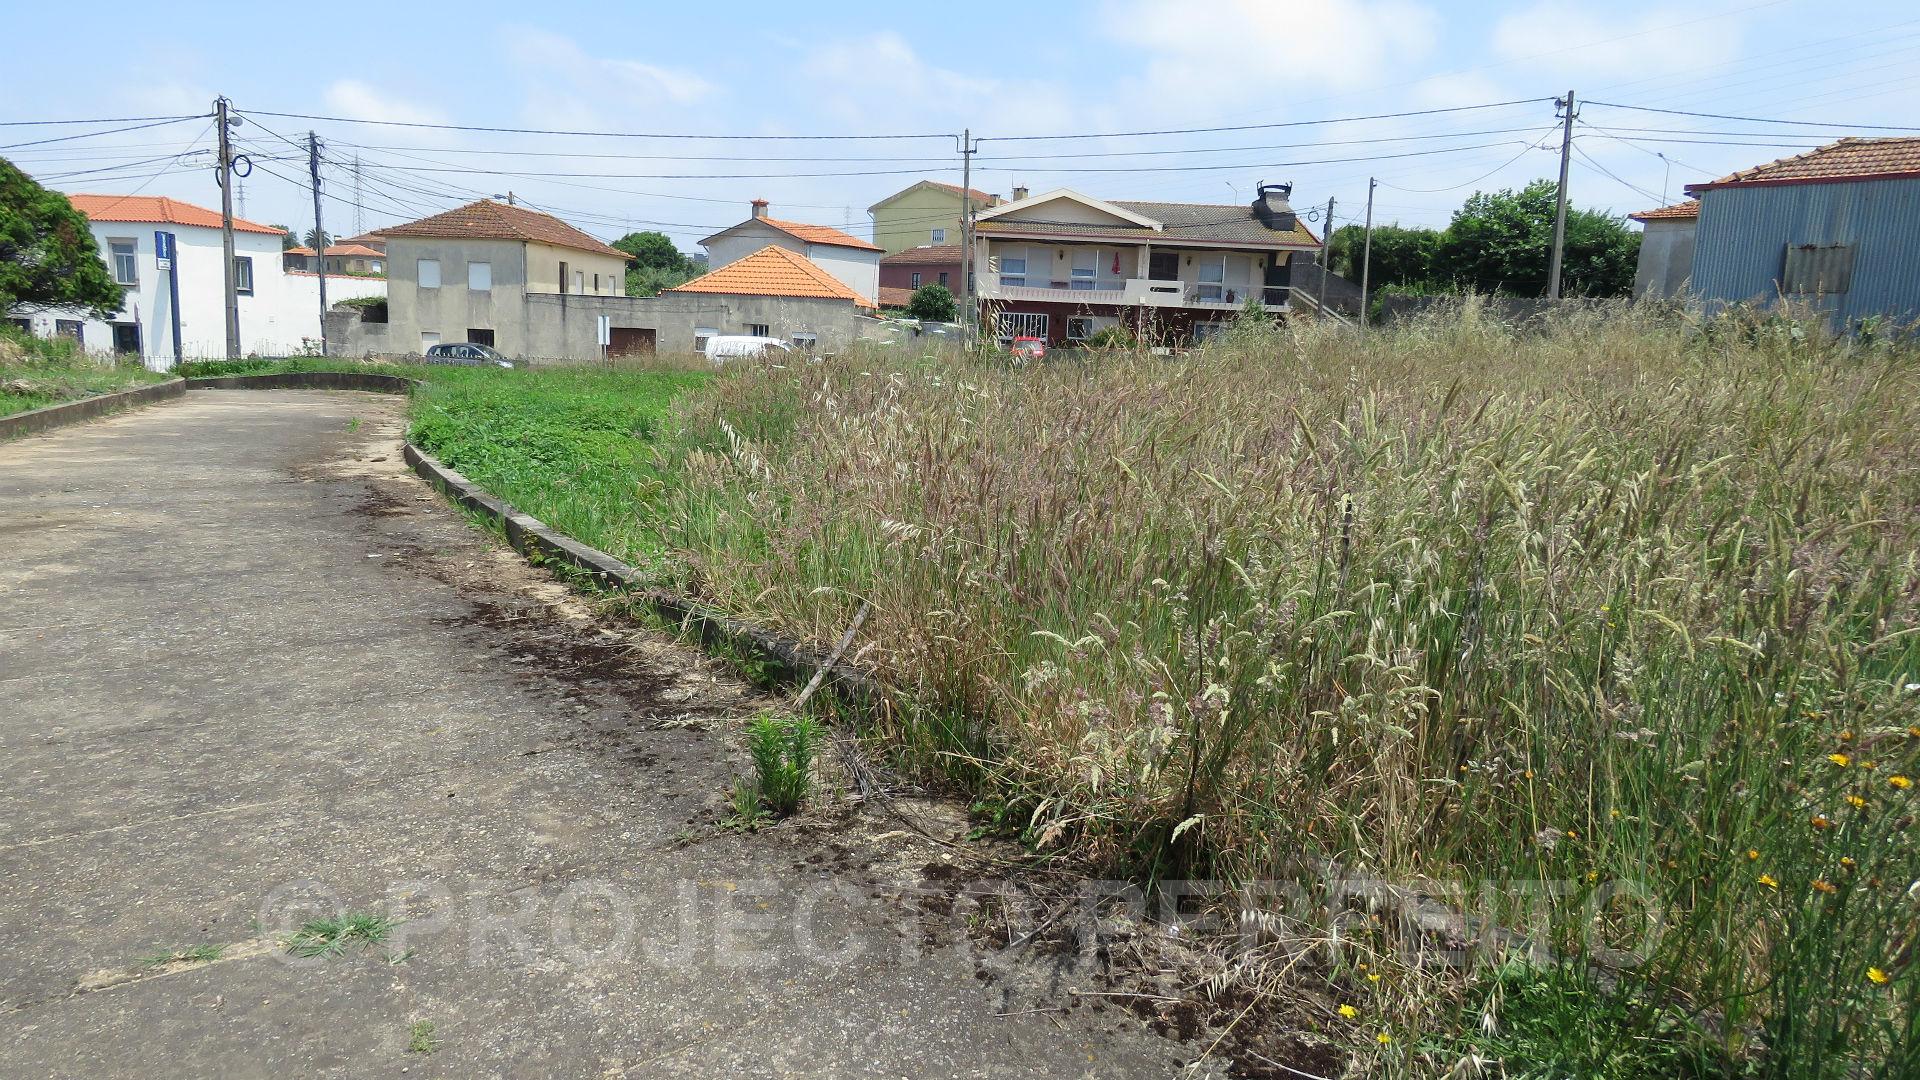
[0,391,1192,1078]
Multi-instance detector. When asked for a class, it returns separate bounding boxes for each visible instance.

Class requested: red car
[1009,336,1046,360]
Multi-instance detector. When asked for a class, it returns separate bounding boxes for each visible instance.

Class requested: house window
[747,323,770,337]
[995,311,1047,342]
[467,328,495,346]
[56,319,84,344]
[575,270,585,293]
[420,331,441,350]
[1782,243,1855,295]
[232,256,254,295]
[694,326,719,352]
[791,332,818,350]
[468,261,492,290]
[1194,321,1227,343]
[109,239,138,286]
[938,271,949,287]
[910,272,922,288]
[112,323,141,354]
[592,273,600,292]
[1070,249,1100,290]
[558,261,569,293]
[371,259,384,273]
[1066,317,1094,341]
[998,252,1027,288]
[1196,256,1226,302]
[418,259,441,288]
[931,228,946,244]
[7,317,29,334]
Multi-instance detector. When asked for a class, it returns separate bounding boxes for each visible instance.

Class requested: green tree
[1327,222,1442,291]
[905,282,957,322]
[0,157,122,318]
[273,225,298,250]
[612,231,696,296]
[1436,180,1638,297]
[303,228,331,251]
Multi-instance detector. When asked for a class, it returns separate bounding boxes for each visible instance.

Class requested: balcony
[976,278,1288,311]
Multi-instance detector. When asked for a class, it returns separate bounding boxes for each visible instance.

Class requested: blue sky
[5,0,1917,248]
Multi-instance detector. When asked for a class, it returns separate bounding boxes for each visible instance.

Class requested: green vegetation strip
[1,327,170,418]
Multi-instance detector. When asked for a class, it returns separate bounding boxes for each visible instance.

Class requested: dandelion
[1840,857,1857,871]
[1839,730,1855,742]
[1846,795,1866,809]
[1891,775,1912,790]
[1759,874,1780,888]
[1367,972,1381,982]
[1376,1032,1392,1046]
[1339,1004,1359,1019]
[1907,725,1920,739]
[1868,967,1891,985]
[1863,760,1878,770]
[1746,849,1760,861]
[1828,753,1852,767]
[1609,808,1621,819]
[1813,879,1838,894]
[1812,814,1834,830]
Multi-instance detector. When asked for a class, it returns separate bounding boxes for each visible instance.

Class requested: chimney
[750,198,769,219]
[1012,185,1029,202]
[1253,181,1296,231]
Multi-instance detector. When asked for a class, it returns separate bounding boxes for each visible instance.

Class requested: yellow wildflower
[1839,730,1855,742]
[1891,775,1912,790]
[1863,760,1878,770]
[1367,972,1381,982]
[1846,795,1866,809]
[1812,814,1834,830]
[1868,967,1890,985]
[1746,849,1760,861]
[1812,879,1838,894]
[1758,874,1780,888]
[1339,1004,1359,1019]
[1907,725,1920,740]
[1609,809,1621,819]
[1828,753,1851,767]
[1840,856,1858,871]
[1376,1032,1392,1046]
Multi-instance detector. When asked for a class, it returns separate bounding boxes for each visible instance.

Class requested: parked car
[424,343,514,368]
[703,335,794,362]
[1009,336,1046,360]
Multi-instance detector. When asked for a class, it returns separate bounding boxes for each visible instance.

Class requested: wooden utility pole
[308,132,329,356]
[1317,195,1335,320]
[215,96,240,358]
[1547,90,1576,300]
[959,129,975,345]
[1359,178,1376,332]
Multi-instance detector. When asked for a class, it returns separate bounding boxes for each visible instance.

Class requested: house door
[1148,251,1180,280]
[608,327,656,356]
[112,323,141,355]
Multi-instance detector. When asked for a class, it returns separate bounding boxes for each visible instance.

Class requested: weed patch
[285,912,401,959]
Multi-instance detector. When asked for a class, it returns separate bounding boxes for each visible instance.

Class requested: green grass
[138,943,224,967]
[0,327,169,418]
[284,912,402,958]
[407,1020,438,1054]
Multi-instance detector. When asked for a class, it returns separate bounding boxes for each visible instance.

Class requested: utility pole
[1359,178,1376,333]
[1547,89,1576,300]
[959,128,976,346]
[1317,195,1335,321]
[309,132,329,357]
[214,96,241,359]
[352,154,366,235]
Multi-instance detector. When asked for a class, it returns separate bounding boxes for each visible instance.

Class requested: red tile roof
[881,244,962,267]
[380,199,627,259]
[1687,137,1920,193]
[1629,199,1700,222]
[67,194,284,235]
[668,245,875,307]
[285,243,386,258]
[760,216,883,252]
[878,286,916,308]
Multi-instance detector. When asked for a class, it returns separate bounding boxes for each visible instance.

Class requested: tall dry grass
[644,301,1919,1074]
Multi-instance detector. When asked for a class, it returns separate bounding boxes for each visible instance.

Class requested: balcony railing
[976,277,1288,310]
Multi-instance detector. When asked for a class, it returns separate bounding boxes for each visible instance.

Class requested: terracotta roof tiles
[1688,138,1920,192]
[667,245,875,307]
[881,244,962,266]
[67,194,284,235]
[380,199,627,259]
[1629,199,1700,222]
[759,216,883,252]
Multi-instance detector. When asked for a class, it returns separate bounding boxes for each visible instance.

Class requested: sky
[5,0,1918,251]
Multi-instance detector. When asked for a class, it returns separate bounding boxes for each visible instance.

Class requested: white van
[703,336,793,362]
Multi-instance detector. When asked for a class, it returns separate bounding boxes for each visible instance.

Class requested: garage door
[608,327,656,356]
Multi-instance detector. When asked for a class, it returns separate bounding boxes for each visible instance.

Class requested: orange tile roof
[881,244,962,267]
[759,216,883,252]
[1629,199,1700,222]
[1688,137,1920,192]
[380,199,627,259]
[67,194,284,234]
[327,243,385,258]
[878,286,916,308]
[285,245,316,257]
[668,245,875,307]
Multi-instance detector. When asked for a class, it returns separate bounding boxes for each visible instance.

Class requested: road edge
[0,379,185,442]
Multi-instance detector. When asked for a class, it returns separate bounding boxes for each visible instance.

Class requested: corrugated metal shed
[1689,176,1920,330]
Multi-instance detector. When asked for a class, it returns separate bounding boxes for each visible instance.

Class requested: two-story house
[868,180,1001,256]
[878,245,962,309]
[971,183,1321,346]
[700,200,882,304]
[376,198,628,355]
[283,243,386,276]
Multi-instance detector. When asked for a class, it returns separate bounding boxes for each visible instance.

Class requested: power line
[1582,100,1920,131]
[236,108,953,141]
[1571,143,1663,203]
[979,99,1548,142]
[0,112,209,127]
[0,115,210,151]
[1375,128,1561,193]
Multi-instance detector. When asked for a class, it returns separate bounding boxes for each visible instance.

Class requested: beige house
[867,180,1002,256]
[374,199,628,355]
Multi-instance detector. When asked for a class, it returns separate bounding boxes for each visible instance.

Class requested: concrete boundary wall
[184,372,418,394]
[0,379,185,441]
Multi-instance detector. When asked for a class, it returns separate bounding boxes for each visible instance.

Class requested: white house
[9,194,382,368]
[699,200,882,304]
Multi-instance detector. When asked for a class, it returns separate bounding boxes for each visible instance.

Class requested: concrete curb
[0,379,186,442]
[185,372,418,394]
[401,442,885,705]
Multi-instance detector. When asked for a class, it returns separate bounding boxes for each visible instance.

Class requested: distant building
[7,194,379,366]
[700,200,882,303]
[868,180,1001,256]
[971,183,1321,346]
[283,243,387,276]
[1684,138,1920,329]
[666,245,874,352]
[1628,200,1699,299]
[879,245,962,309]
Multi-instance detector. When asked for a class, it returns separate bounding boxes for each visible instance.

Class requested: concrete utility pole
[1359,178,1376,333]
[352,154,366,235]
[1317,195,1335,320]
[309,132,329,357]
[1547,89,1576,300]
[959,128,976,346]
[215,97,241,359]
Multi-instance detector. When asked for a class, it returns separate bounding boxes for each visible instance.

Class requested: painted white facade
[12,219,384,368]
[701,219,880,303]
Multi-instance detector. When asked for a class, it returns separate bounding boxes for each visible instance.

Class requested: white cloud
[322,80,449,127]
[1491,2,1742,79]
[503,28,714,131]
[801,32,1079,136]
[1101,0,1443,99]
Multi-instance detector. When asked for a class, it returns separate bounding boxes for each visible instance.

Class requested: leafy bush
[745,713,822,817]
[905,283,958,323]
[1085,325,1137,350]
